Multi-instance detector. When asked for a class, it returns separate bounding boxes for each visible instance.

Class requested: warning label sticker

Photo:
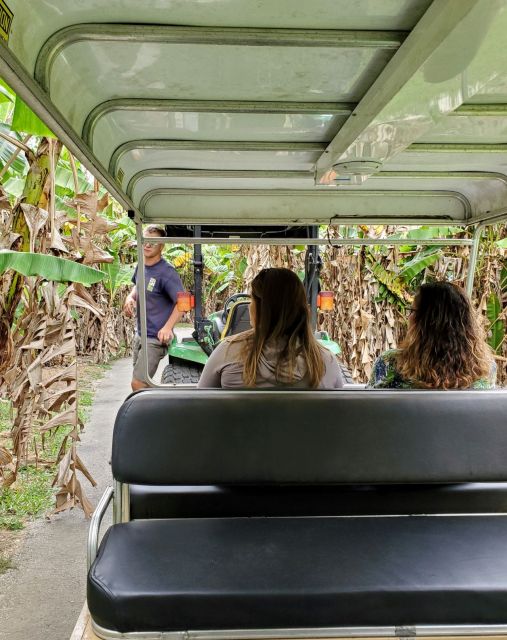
[0,1,13,43]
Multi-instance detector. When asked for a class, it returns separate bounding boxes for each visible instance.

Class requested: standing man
[124,225,184,391]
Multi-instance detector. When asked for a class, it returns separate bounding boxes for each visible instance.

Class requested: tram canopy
[1,0,507,226]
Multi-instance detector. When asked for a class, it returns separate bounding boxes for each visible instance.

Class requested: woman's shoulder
[318,346,341,372]
[223,329,253,349]
[318,344,338,362]
[214,330,253,358]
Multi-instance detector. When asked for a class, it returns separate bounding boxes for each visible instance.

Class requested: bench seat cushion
[88,515,507,633]
[128,483,507,519]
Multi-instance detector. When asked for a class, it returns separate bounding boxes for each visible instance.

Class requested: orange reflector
[190,294,195,309]
[177,291,192,312]
[318,291,334,311]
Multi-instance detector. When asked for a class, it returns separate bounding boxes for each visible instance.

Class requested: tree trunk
[0,137,62,364]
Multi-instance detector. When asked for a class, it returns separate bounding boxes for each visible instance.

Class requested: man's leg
[131,336,145,391]
[132,378,148,392]
[132,336,166,391]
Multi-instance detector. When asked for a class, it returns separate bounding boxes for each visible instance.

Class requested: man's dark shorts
[132,336,166,383]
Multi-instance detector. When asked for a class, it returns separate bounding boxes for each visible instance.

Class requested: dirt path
[0,358,133,640]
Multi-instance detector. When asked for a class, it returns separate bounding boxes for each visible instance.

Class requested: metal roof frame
[0,0,506,227]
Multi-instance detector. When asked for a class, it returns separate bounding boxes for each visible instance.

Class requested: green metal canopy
[1,0,507,226]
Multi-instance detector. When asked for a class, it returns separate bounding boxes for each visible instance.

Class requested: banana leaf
[0,122,28,176]
[0,78,13,102]
[395,227,465,252]
[102,257,134,296]
[405,226,463,240]
[399,250,439,282]
[501,267,507,291]
[368,262,406,300]
[55,159,92,192]
[486,293,505,353]
[12,96,54,137]
[0,250,105,284]
[2,174,25,197]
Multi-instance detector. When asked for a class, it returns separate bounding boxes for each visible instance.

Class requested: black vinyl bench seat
[88,389,507,637]
[89,515,507,633]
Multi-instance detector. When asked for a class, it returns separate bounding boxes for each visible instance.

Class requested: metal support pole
[87,486,113,570]
[113,479,123,525]
[135,221,153,386]
[466,223,485,297]
[150,236,475,247]
[304,226,320,330]
[193,225,203,323]
[121,483,130,523]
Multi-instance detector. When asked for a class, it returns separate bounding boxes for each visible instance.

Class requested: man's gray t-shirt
[132,258,183,338]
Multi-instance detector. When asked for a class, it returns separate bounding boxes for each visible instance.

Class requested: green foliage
[486,293,504,353]
[0,83,13,104]
[11,96,54,137]
[102,212,136,263]
[203,245,247,301]
[399,250,439,282]
[392,226,465,252]
[55,158,90,194]
[53,150,95,212]
[0,466,54,530]
[368,261,406,304]
[2,173,24,197]
[0,250,105,284]
[0,363,111,530]
[102,255,135,300]
[0,122,28,177]
[405,226,464,240]
[501,267,507,291]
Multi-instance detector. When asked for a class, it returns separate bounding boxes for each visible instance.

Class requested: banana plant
[486,293,504,353]
[0,250,105,284]
[101,253,135,302]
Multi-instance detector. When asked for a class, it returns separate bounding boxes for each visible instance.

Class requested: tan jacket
[198,334,344,389]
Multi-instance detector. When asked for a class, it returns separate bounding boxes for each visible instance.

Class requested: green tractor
[161,225,349,385]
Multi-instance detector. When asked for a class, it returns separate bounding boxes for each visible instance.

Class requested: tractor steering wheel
[221,293,251,323]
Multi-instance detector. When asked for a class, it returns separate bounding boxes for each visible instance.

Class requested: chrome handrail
[87,486,114,571]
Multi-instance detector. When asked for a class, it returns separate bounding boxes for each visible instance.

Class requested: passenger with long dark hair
[369,281,496,389]
[198,268,344,389]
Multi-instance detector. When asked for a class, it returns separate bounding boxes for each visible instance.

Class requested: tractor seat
[221,300,251,339]
[210,316,225,342]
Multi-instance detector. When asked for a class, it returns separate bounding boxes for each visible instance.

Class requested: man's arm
[123,285,137,318]
[157,306,183,344]
[157,264,184,344]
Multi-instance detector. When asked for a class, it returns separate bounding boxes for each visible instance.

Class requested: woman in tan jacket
[198,268,344,389]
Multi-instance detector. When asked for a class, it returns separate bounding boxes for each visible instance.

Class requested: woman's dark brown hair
[234,268,325,387]
[397,281,492,389]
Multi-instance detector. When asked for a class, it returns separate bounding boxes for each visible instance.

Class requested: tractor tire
[161,362,202,385]
[339,362,354,385]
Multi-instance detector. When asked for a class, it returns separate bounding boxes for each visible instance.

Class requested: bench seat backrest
[112,389,507,486]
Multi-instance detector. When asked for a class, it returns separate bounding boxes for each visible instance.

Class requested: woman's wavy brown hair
[397,281,492,389]
[234,268,325,387]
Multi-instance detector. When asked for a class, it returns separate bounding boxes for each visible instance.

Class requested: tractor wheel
[161,361,202,385]
[339,362,354,385]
